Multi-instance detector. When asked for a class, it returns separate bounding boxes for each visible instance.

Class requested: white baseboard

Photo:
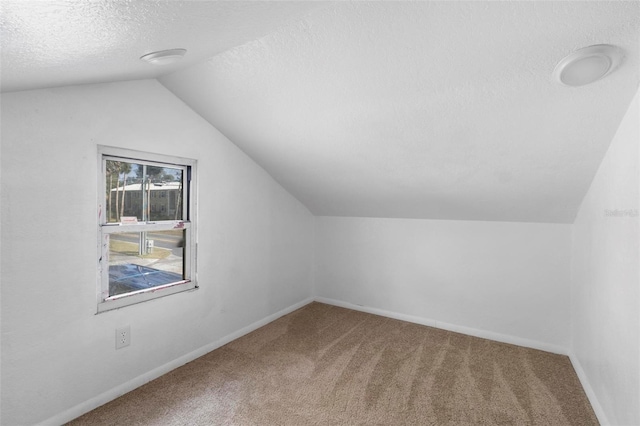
[314,297,568,355]
[569,353,609,426]
[40,297,314,426]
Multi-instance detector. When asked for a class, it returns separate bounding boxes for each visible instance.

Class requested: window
[97,146,197,312]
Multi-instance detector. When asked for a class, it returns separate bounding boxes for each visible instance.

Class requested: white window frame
[97,146,197,313]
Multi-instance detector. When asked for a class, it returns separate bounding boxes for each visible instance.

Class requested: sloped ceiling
[160,1,640,223]
[2,2,639,223]
[0,1,325,92]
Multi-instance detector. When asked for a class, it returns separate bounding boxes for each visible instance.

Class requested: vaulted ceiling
[3,1,639,223]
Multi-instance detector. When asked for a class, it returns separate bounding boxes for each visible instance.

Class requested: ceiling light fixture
[553,44,623,87]
[140,48,187,66]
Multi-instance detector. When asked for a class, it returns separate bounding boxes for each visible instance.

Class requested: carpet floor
[68,302,598,425]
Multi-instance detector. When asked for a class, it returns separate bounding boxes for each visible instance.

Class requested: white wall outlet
[116,326,131,349]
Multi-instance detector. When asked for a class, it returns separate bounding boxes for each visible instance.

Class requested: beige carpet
[69,302,598,425]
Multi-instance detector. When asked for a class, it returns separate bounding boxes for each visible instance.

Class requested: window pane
[105,161,183,223]
[148,167,183,221]
[105,160,143,223]
[108,230,185,297]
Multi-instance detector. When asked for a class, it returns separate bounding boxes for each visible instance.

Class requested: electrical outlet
[116,326,130,349]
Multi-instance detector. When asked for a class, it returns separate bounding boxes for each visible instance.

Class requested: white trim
[569,352,610,425]
[105,280,191,301]
[97,281,197,313]
[99,145,196,169]
[102,221,191,234]
[314,297,568,355]
[41,297,314,426]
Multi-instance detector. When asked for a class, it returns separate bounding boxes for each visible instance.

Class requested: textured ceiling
[2,1,639,223]
[161,1,640,223]
[0,1,325,92]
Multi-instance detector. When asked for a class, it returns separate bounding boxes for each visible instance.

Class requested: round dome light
[553,45,623,87]
[140,48,187,66]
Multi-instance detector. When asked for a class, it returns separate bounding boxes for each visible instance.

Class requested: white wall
[315,217,571,351]
[571,89,639,426]
[2,78,636,426]
[0,80,314,425]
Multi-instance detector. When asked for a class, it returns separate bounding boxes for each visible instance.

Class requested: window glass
[108,230,186,296]
[105,160,183,223]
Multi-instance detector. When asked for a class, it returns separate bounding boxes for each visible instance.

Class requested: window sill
[96,281,197,313]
